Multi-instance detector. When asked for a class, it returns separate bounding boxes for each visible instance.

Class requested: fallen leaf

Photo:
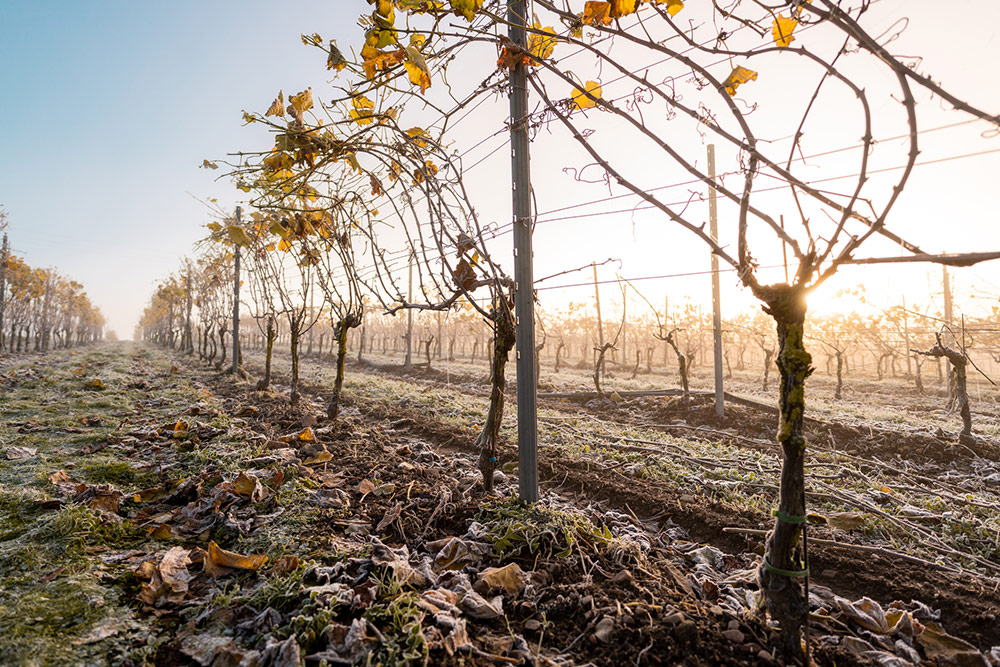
[204,540,268,577]
[180,634,233,666]
[826,511,865,532]
[271,555,300,576]
[84,378,106,391]
[5,446,37,460]
[916,621,985,664]
[304,449,333,465]
[373,482,396,497]
[477,562,528,597]
[377,502,403,532]
[836,596,888,634]
[358,479,376,496]
[459,589,503,619]
[232,471,267,503]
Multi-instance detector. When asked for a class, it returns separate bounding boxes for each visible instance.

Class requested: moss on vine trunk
[756,284,812,662]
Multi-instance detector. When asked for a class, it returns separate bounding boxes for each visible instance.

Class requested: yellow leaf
[449,0,484,21]
[200,159,219,170]
[262,150,292,173]
[269,221,289,238]
[232,472,257,494]
[350,94,376,125]
[478,563,528,596]
[572,80,602,109]
[298,427,316,442]
[83,378,106,391]
[265,91,285,118]
[327,41,347,71]
[289,88,314,114]
[278,238,292,252]
[227,225,252,247]
[527,22,557,61]
[304,450,333,465]
[722,65,758,96]
[650,0,683,15]
[205,540,268,577]
[609,0,637,17]
[771,15,798,47]
[361,45,406,79]
[581,1,612,26]
[406,127,430,148]
[404,46,432,93]
[241,111,256,124]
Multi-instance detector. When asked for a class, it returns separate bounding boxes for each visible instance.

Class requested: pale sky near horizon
[1,1,999,340]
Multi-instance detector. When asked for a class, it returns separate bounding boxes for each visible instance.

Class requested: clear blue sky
[1,1,999,339]
[0,1,356,337]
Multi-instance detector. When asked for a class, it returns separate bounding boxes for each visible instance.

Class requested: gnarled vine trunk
[757,285,812,662]
[256,317,276,391]
[475,299,515,494]
[327,314,359,421]
[289,327,301,405]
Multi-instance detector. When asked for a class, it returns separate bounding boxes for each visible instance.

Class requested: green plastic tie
[763,559,809,578]
[772,510,807,524]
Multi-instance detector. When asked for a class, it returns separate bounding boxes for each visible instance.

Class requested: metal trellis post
[232,206,241,374]
[509,0,538,503]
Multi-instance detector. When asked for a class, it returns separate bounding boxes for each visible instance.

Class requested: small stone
[523,619,541,632]
[300,414,318,428]
[680,494,696,503]
[594,616,615,643]
[821,569,837,578]
[612,569,633,584]
[727,620,740,631]
[664,611,686,626]
[265,440,286,450]
[579,595,593,609]
[722,629,745,644]
[757,649,776,664]
[674,620,698,644]
[492,470,506,484]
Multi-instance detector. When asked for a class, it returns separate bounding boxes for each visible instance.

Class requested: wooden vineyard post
[405,251,413,371]
[708,145,724,417]
[0,232,8,351]
[593,262,606,377]
[942,266,954,396]
[509,0,538,503]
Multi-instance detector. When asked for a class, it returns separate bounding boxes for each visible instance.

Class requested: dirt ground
[0,342,997,666]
